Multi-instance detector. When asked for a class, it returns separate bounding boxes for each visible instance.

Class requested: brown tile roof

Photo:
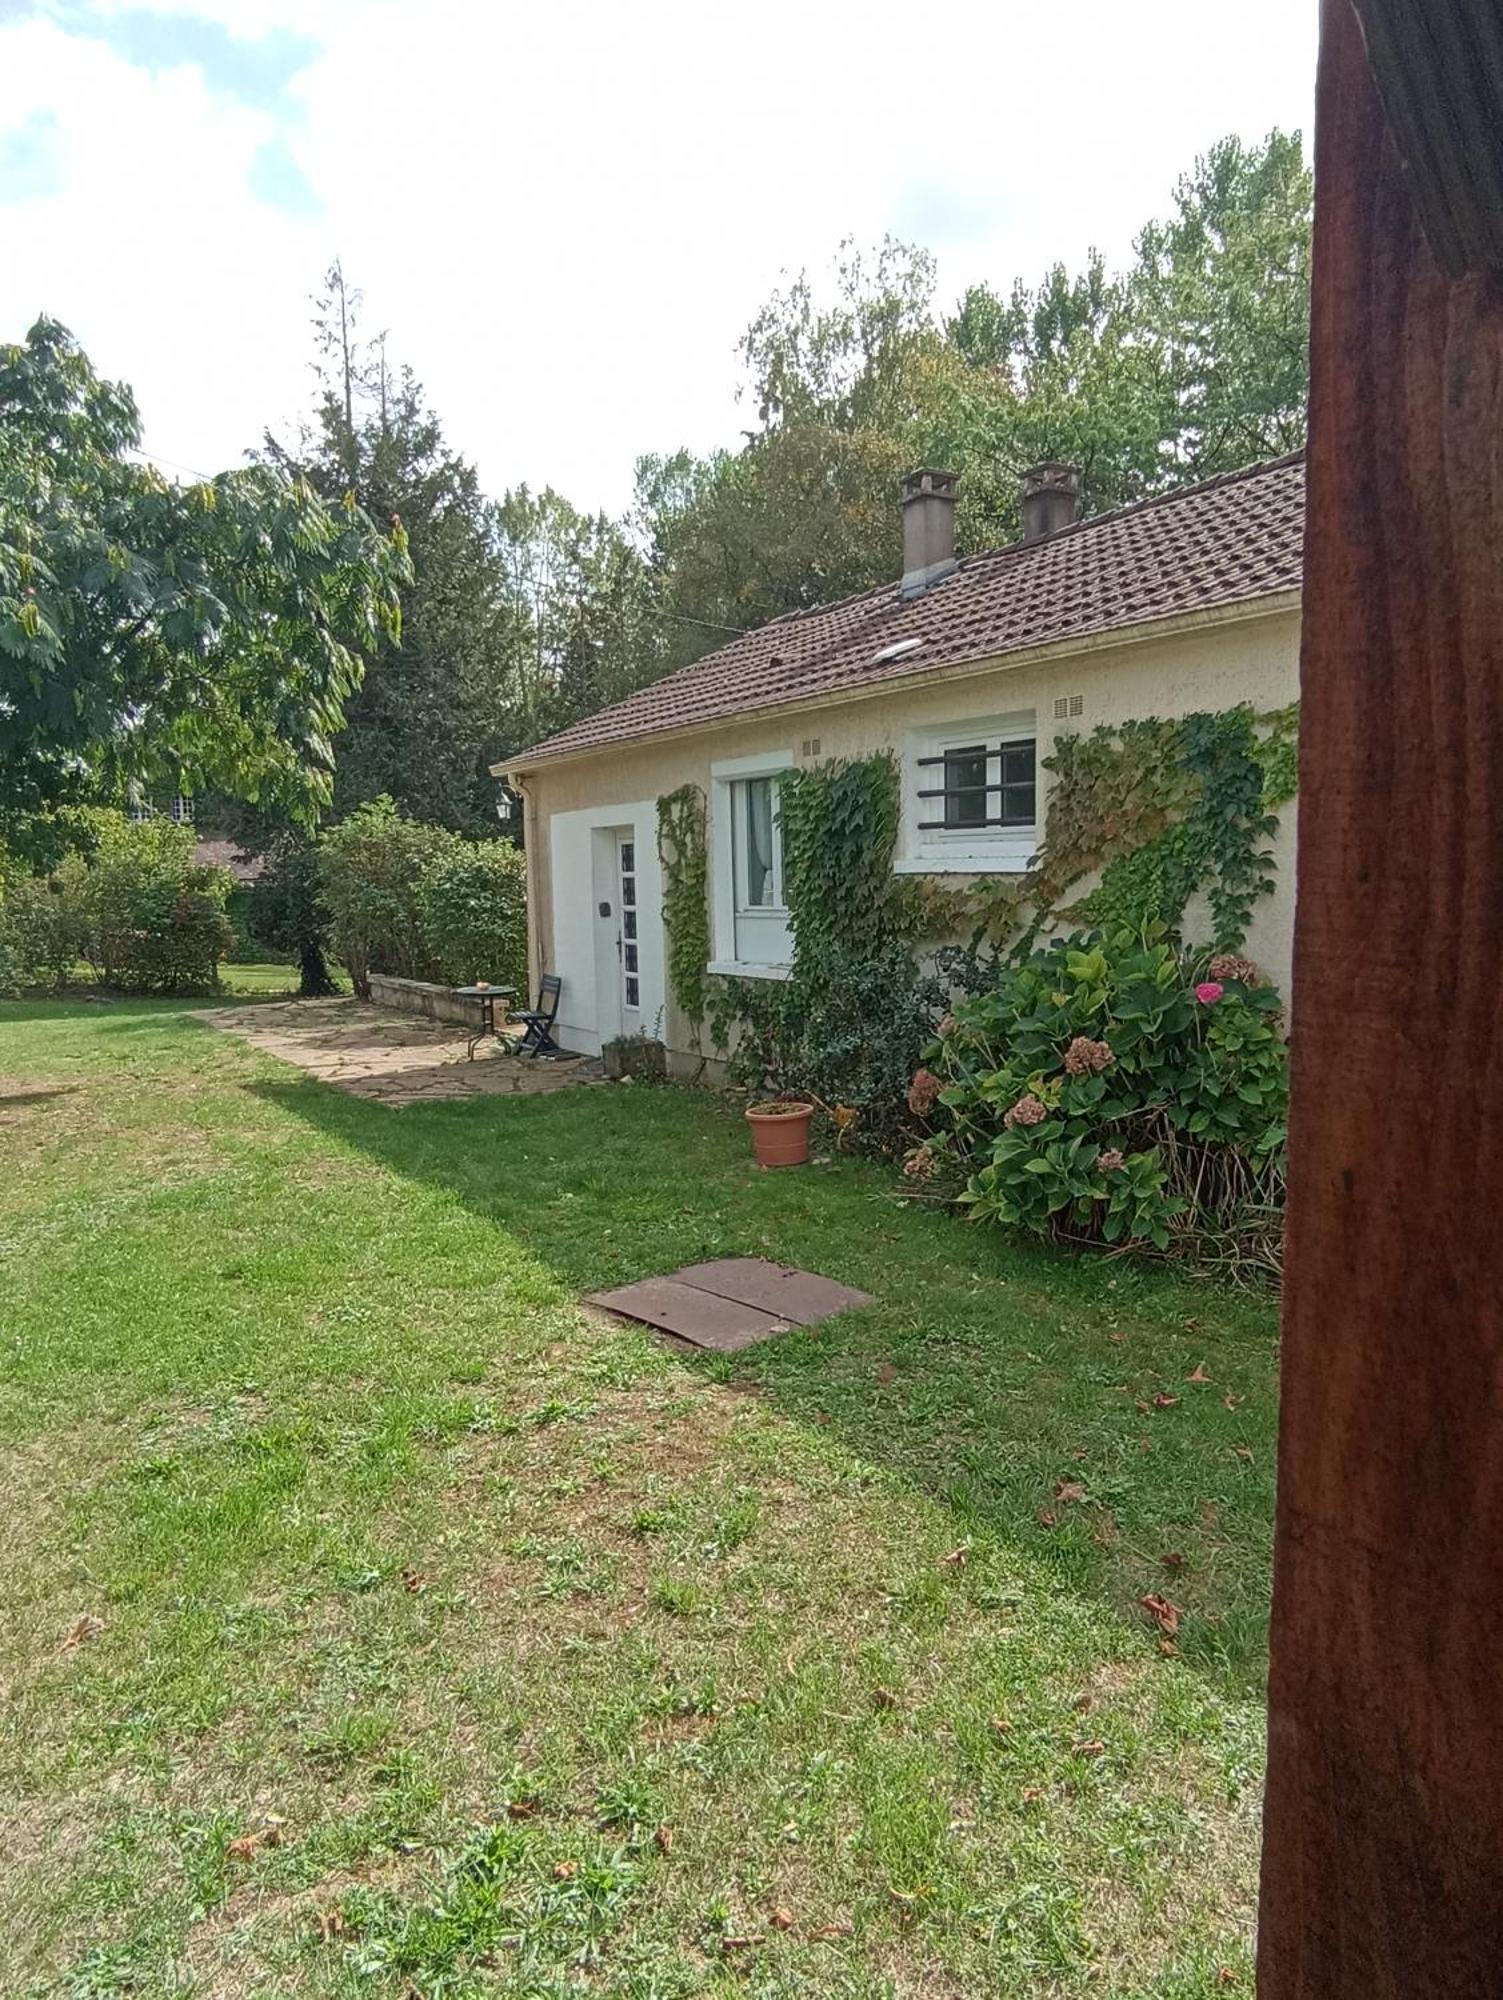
[511,452,1305,769]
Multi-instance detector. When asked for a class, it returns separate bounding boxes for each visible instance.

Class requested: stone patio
[201,998,603,1108]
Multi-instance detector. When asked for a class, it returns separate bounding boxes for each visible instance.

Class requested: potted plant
[745,1094,814,1169]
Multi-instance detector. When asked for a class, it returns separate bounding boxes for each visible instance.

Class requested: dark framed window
[919,738,1036,832]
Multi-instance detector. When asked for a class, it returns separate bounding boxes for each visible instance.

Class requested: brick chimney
[1020,461,1083,542]
[900,468,959,597]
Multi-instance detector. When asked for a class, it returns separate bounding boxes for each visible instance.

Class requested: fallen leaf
[1223,1392,1242,1410]
[1054,1480,1087,1504]
[1216,1972,1236,1988]
[1233,1444,1255,1462]
[1161,1551,1186,1572]
[809,1922,854,1940]
[1073,1693,1094,1714]
[1187,1363,1210,1384]
[1153,1393,1180,1409]
[1140,1593,1182,1638]
[940,1543,969,1567]
[654,1823,674,1856]
[61,1613,103,1653]
[506,1797,540,1821]
[721,1934,761,1952]
[1038,1508,1058,1528]
[1159,1638,1179,1657]
[227,1815,286,1861]
[1021,1786,1045,1803]
[400,1567,425,1594]
[553,1860,578,1881]
[314,1907,345,1943]
[769,1906,794,1931]
[990,1715,1013,1735]
[1072,1738,1106,1758]
[871,1687,899,1711]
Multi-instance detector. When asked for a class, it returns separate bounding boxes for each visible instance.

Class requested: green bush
[318,798,452,996]
[415,841,527,991]
[924,928,1286,1258]
[84,816,235,993]
[317,798,526,999]
[0,815,234,995]
[0,870,92,991]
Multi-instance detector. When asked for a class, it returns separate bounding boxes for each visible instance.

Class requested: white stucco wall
[513,602,1302,1063]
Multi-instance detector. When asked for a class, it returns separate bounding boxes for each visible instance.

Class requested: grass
[0,998,1278,1997]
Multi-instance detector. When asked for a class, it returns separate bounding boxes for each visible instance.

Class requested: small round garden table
[456,985,517,1059]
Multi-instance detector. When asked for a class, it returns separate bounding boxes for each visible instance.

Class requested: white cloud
[0,0,1317,512]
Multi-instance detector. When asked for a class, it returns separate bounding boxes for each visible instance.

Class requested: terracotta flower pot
[746,1100,814,1169]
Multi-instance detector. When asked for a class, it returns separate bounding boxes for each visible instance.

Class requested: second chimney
[900,468,959,597]
[1020,461,1083,542]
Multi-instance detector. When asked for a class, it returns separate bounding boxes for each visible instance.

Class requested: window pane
[745,778,774,906]
[998,741,1035,826]
[621,875,636,907]
[620,841,635,872]
[944,748,989,829]
[624,976,640,1008]
[623,909,637,940]
[624,942,638,973]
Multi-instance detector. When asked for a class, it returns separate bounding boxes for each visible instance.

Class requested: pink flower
[907,1067,943,1115]
[1195,981,1225,1005]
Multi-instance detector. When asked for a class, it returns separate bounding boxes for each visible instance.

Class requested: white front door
[616,833,642,1027]
[550,803,664,1056]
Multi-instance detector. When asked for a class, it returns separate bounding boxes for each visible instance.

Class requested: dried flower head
[907,1067,943,1116]
[1208,953,1262,986]
[1195,981,1225,1005]
[1096,1148,1125,1173]
[1003,1093,1048,1129]
[902,1143,939,1181]
[936,1013,958,1038]
[1064,1036,1114,1076]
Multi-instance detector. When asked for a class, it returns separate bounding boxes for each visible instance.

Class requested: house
[498,455,1304,1067]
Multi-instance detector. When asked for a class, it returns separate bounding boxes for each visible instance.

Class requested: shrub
[0,869,91,991]
[415,840,527,991]
[318,798,452,996]
[248,844,338,996]
[926,927,1286,1261]
[713,938,938,1153]
[83,816,234,993]
[317,798,527,999]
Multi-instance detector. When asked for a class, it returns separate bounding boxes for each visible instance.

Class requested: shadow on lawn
[250,1070,1280,1700]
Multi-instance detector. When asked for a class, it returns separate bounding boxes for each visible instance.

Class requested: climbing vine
[967,703,1300,956]
[655,784,709,1030]
[779,754,904,958]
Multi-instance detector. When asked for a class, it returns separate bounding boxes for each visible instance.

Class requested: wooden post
[1258,2,1503,1992]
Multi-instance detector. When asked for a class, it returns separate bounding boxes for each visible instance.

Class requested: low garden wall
[367,973,494,1030]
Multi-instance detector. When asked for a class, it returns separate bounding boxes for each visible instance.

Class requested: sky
[0,0,1318,516]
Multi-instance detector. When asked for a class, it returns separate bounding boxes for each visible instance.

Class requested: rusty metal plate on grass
[671,1257,873,1324]
[587,1257,873,1351]
[585,1277,794,1352]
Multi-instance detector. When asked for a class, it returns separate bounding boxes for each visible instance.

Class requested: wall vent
[800,736,822,758]
[1053,694,1085,720]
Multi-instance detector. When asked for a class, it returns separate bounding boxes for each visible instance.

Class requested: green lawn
[0,999,1277,1997]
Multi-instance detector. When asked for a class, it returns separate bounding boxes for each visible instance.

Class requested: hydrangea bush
[919,928,1287,1254]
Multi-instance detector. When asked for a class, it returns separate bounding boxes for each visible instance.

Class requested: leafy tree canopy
[0,317,409,863]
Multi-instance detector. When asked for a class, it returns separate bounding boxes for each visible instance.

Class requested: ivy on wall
[967,702,1299,955]
[656,783,709,1030]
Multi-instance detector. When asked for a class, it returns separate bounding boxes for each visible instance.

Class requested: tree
[0,318,408,865]
[265,267,523,834]
[639,132,1312,657]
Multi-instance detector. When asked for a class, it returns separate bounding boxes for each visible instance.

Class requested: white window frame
[709,749,794,979]
[897,711,1039,874]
